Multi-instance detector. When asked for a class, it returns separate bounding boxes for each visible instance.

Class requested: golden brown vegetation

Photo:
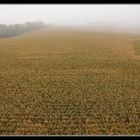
[0,27,140,135]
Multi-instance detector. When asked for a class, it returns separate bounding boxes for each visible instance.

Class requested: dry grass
[0,27,140,135]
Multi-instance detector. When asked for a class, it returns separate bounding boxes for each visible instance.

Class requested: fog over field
[0,4,140,34]
[0,4,140,135]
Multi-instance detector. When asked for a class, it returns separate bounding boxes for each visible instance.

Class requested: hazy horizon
[0,4,140,33]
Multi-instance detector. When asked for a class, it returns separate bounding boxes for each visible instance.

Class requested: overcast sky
[0,4,140,28]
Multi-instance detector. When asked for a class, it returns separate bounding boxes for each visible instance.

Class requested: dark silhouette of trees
[0,21,46,38]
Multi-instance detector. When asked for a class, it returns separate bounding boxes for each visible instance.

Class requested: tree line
[0,21,46,38]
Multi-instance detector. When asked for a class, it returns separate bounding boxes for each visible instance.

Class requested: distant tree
[0,21,46,38]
